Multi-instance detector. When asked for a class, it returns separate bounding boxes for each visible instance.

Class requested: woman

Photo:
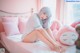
[22,7,61,52]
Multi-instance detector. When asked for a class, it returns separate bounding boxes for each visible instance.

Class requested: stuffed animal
[71,20,80,28]
[50,20,62,35]
[75,24,80,53]
[54,26,79,53]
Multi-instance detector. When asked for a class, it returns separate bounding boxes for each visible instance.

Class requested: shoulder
[33,13,40,21]
[28,13,41,24]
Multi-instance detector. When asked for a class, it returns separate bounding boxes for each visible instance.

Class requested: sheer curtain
[63,1,80,25]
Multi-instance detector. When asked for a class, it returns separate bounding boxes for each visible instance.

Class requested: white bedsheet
[7,34,23,42]
[0,32,76,53]
[0,32,58,53]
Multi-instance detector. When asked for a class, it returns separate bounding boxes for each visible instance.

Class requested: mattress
[0,32,58,53]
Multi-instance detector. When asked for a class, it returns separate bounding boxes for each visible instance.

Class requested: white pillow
[3,22,20,36]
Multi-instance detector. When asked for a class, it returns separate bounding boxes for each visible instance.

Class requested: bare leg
[22,30,54,50]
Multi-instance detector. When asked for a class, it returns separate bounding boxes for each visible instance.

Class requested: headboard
[0,8,34,33]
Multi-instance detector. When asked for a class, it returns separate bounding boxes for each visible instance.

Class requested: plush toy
[75,24,80,53]
[51,20,61,30]
[70,20,80,53]
[71,20,80,28]
[50,20,62,35]
[54,26,79,53]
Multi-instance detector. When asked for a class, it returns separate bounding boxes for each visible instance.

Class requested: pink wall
[56,0,61,20]
[0,0,37,13]
[0,0,38,32]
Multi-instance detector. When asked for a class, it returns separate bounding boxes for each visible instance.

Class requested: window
[65,0,80,2]
[63,1,80,25]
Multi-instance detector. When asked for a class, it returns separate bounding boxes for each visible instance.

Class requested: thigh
[22,30,38,43]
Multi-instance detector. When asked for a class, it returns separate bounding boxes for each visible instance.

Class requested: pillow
[2,17,18,24]
[18,17,29,34]
[3,22,20,36]
[2,17,20,36]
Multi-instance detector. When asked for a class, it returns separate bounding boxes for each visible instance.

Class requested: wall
[0,0,37,13]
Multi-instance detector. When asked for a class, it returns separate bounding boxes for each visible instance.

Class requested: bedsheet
[0,32,58,53]
[0,32,76,53]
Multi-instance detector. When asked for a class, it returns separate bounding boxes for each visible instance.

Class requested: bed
[0,32,77,53]
[0,32,58,53]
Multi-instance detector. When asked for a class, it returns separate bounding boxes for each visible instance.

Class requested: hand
[59,46,67,53]
[52,42,62,52]
[54,45,61,52]
[53,42,67,53]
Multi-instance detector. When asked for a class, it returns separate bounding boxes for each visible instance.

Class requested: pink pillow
[2,17,20,36]
[3,22,20,36]
[18,17,28,34]
[2,17,18,24]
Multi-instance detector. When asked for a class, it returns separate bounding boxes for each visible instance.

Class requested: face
[40,13,48,20]
[60,32,78,46]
